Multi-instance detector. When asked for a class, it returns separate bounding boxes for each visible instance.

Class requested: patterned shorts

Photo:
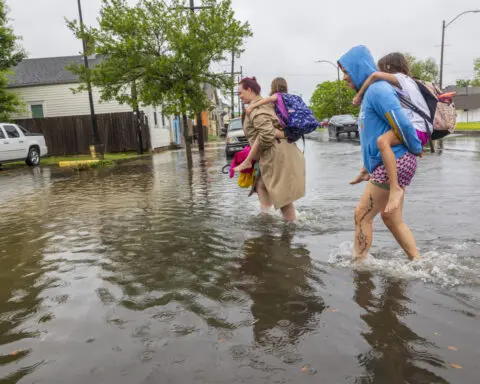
[370,152,417,189]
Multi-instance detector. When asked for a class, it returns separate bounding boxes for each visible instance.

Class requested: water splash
[328,241,480,288]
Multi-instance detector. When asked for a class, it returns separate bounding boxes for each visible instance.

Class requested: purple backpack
[275,93,320,142]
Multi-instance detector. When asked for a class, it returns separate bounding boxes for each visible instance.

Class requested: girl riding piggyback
[233,77,289,173]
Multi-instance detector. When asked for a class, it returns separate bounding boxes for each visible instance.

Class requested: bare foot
[409,255,421,261]
[350,172,370,185]
[234,159,253,173]
[384,186,404,214]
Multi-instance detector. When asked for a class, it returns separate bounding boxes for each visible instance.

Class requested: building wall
[456,109,480,123]
[10,83,172,150]
[10,83,131,119]
[143,105,173,150]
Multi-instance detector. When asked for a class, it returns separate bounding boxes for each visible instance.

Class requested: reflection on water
[0,139,479,383]
[354,272,448,384]
[240,229,325,354]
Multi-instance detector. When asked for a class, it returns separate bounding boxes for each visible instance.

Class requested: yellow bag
[238,172,254,188]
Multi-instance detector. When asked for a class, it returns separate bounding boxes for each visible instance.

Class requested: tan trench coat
[244,97,306,209]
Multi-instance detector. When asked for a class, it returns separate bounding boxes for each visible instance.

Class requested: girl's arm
[354,72,402,105]
[246,94,278,115]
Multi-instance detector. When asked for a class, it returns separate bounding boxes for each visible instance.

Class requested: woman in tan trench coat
[238,77,306,221]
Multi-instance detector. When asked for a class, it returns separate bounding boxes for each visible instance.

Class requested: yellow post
[89,144,105,160]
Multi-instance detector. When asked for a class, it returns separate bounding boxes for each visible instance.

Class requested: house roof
[444,85,480,95]
[8,55,104,88]
[443,86,480,110]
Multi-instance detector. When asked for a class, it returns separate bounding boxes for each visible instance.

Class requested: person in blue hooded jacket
[338,45,422,261]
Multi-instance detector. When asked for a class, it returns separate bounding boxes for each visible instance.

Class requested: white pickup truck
[0,123,48,166]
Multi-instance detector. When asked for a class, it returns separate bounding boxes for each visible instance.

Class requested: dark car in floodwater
[328,114,358,140]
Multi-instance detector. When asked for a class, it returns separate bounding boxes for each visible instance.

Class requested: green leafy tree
[67,0,252,160]
[454,59,480,87]
[309,80,359,120]
[456,79,471,87]
[0,1,26,120]
[472,58,480,87]
[404,54,439,83]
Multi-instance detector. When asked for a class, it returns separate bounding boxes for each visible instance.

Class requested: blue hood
[338,45,377,90]
[337,45,423,174]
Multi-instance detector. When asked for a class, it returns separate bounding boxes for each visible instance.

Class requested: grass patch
[208,134,223,142]
[46,151,143,165]
[316,128,326,132]
[74,160,114,170]
[456,122,480,131]
[3,152,145,167]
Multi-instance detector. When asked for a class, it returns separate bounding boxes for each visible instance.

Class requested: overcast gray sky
[7,0,480,102]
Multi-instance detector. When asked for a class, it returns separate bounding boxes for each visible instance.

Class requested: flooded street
[1,135,479,383]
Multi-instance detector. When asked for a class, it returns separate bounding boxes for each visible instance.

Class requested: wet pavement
[0,135,479,383]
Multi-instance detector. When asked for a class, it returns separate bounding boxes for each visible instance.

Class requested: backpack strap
[397,91,435,153]
[397,92,432,123]
[275,93,289,128]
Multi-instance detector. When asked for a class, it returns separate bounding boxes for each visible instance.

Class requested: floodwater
[0,134,479,383]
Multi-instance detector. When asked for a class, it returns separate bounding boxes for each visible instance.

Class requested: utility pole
[225,66,243,119]
[439,20,446,90]
[231,50,235,118]
[237,66,243,116]
[77,0,103,159]
[175,0,213,154]
[189,0,205,151]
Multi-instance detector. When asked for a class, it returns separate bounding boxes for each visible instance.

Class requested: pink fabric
[229,145,254,178]
[416,130,430,146]
[371,152,417,187]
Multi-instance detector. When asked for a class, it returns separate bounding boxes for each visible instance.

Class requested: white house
[8,55,173,151]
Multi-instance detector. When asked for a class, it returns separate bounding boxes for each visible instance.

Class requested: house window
[154,111,158,126]
[31,104,44,118]
[161,112,166,127]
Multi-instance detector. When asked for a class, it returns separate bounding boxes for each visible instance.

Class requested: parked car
[0,123,48,166]
[225,117,248,158]
[220,123,228,138]
[328,114,358,139]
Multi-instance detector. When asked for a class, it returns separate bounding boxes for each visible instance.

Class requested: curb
[453,130,480,136]
[58,155,152,169]
[58,160,102,168]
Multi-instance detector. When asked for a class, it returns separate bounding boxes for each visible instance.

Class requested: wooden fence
[15,112,151,156]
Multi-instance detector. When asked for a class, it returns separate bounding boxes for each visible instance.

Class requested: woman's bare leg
[256,176,272,212]
[281,203,296,222]
[377,130,403,214]
[381,191,420,260]
[354,182,389,260]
